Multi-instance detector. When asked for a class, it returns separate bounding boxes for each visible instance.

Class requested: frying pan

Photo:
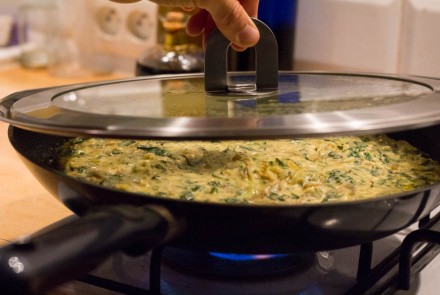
[2,20,440,295]
[1,124,440,294]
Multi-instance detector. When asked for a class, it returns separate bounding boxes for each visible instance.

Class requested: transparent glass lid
[3,72,440,139]
[51,73,430,117]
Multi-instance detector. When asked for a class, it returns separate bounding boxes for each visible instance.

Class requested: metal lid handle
[204,18,279,94]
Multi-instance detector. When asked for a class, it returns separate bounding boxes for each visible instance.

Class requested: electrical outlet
[127,10,154,40]
[85,0,158,73]
[96,6,122,36]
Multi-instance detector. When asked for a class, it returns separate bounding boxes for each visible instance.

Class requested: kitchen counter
[0,65,128,246]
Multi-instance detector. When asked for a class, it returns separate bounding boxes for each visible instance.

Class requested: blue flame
[209,252,288,261]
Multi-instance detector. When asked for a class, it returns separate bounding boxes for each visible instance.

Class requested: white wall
[0,0,21,15]
[294,0,402,73]
[294,0,440,77]
[399,0,440,77]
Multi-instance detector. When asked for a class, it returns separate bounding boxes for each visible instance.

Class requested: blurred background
[0,0,439,77]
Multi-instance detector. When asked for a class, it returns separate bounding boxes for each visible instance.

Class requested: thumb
[201,0,260,48]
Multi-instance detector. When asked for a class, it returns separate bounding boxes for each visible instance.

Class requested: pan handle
[204,18,279,94]
[0,204,184,295]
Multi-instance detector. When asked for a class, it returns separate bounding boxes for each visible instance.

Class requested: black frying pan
[1,125,440,294]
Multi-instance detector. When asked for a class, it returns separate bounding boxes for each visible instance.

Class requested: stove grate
[72,209,440,295]
[347,211,440,295]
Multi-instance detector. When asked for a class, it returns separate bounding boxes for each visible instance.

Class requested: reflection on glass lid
[52,73,431,119]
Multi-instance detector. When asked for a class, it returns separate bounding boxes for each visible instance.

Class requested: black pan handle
[0,204,184,295]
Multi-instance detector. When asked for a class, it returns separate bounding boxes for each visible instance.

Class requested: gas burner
[161,247,315,278]
[50,209,440,295]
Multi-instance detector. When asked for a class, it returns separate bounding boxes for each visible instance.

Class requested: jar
[17,0,57,68]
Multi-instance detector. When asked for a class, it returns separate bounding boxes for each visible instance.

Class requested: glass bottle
[136,8,204,76]
[259,0,297,70]
[17,0,57,68]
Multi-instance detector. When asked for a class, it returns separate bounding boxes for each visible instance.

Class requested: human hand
[110,0,260,51]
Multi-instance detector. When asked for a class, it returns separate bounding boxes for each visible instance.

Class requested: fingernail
[236,25,259,46]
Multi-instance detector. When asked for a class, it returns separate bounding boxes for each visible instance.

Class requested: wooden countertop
[0,65,128,245]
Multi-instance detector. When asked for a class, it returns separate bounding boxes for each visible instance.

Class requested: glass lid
[2,19,440,139]
[2,72,440,139]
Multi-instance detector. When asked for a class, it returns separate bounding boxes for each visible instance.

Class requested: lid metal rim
[6,112,440,140]
[2,71,440,139]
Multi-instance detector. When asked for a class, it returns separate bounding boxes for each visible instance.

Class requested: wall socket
[85,0,158,74]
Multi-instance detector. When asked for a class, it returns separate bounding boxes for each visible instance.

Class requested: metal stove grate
[74,210,440,295]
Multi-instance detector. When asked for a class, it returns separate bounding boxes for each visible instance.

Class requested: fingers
[187,11,249,52]
[197,0,259,49]
[116,0,260,49]
[186,9,208,37]
[108,0,142,3]
[238,0,259,18]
